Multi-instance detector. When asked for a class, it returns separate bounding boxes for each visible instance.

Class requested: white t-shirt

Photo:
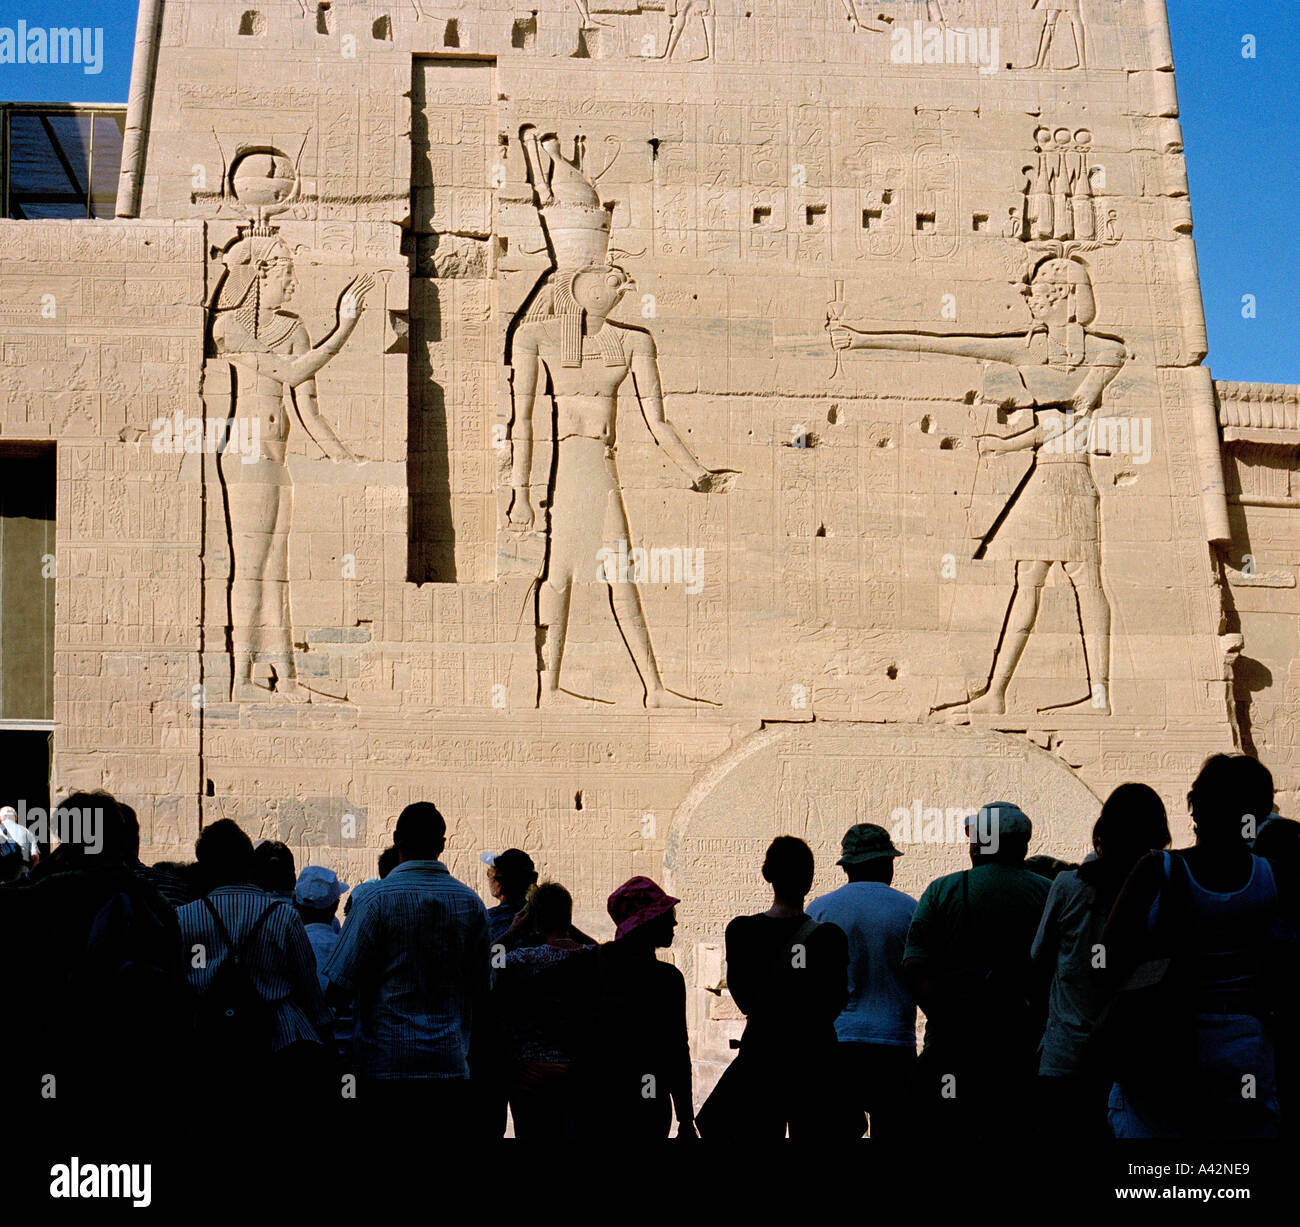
[304,922,341,997]
[0,816,39,864]
[807,880,918,1046]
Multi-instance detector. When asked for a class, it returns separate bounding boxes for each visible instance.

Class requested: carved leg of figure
[231,588,260,703]
[981,559,1052,710]
[1064,559,1110,713]
[693,14,715,60]
[1072,17,1086,69]
[608,581,695,707]
[659,14,687,59]
[572,0,611,27]
[262,483,307,702]
[227,473,278,703]
[1035,12,1058,67]
[942,560,1050,718]
[537,578,574,706]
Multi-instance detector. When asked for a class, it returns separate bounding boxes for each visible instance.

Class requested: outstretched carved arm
[828,324,1030,365]
[217,275,375,387]
[629,333,710,487]
[508,333,540,527]
[980,421,1042,457]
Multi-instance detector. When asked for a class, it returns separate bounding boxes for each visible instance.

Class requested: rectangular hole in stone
[444,18,460,47]
[972,212,989,232]
[752,205,772,225]
[862,208,883,229]
[915,211,936,232]
[805,204,826,226]
[316,3,332,35]
[238,10,266,36]
[511,14,537,49]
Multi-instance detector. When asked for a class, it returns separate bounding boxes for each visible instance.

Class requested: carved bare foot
[646,687,707,709]
[233,680,270,703]
[539,686,609,710]
[274,678,312,704]
[1038,691,1110,716]
[933,689,1006,721]
[299,677,349,702]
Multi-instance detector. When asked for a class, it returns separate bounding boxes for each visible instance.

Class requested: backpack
[81,884,188,1070]
[1086,852,1200,1091]
[0,838,24,882]
[193,898,280,1063]
[940,871,1043,1065]
[86,888,179,999]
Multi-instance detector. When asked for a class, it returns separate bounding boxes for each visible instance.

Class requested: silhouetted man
[324,802,490,1139]
[178,819,331,1136]
[808,824,917,1138]
[903,802,1049,1139]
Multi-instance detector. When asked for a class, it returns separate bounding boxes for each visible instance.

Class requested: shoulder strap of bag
[202,895,234,953]
[237,901,280,961]
[1155,852,1187,947]
[203,895,279,963]
[961,868,988,951]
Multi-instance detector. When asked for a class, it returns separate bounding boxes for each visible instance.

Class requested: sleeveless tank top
[1153,851,1279,1015]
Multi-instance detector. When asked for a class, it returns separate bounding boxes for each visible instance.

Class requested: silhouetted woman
[705,837,852,1138]
[570,878,697,1138]
[1101,754,1284,1137]
[1031,782,1170,1137]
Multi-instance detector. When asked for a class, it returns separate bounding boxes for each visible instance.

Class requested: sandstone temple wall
[7,0,1295,1077]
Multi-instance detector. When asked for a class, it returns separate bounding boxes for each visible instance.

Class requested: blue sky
[0,0,1295,382]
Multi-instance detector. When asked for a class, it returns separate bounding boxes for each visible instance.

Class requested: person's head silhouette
[607,876,679,949]
[967,802,1032,866]
[762,836,815,905]
[835,823,901,885]
[1189,754,1273,846]
[195,819,257,890]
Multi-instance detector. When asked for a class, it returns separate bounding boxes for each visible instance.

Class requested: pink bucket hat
[607,876,680,941]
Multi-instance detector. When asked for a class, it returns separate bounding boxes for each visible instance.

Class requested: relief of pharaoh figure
[1032,0,1086,70]
[206,229,373,702]
[830,255,1127,716]
[508,130,734,709]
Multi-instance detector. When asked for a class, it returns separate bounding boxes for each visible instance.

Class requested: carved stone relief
[830,242,1129,718]
[204,152,374,702]
[1030,0,1087,70]
[504,128,736,708]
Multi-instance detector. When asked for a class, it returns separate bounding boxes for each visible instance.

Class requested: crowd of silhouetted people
[2,750,1296,1147]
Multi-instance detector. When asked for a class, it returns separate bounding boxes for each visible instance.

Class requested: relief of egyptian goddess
[831,254,1127,716]
[206,228,373,702]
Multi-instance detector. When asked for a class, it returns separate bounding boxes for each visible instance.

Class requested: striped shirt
[177,884,331,1052]
[323,859,491,1080]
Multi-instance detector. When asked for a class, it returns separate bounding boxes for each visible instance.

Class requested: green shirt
[904,864,1051,1050]
[904,863,1051,969]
